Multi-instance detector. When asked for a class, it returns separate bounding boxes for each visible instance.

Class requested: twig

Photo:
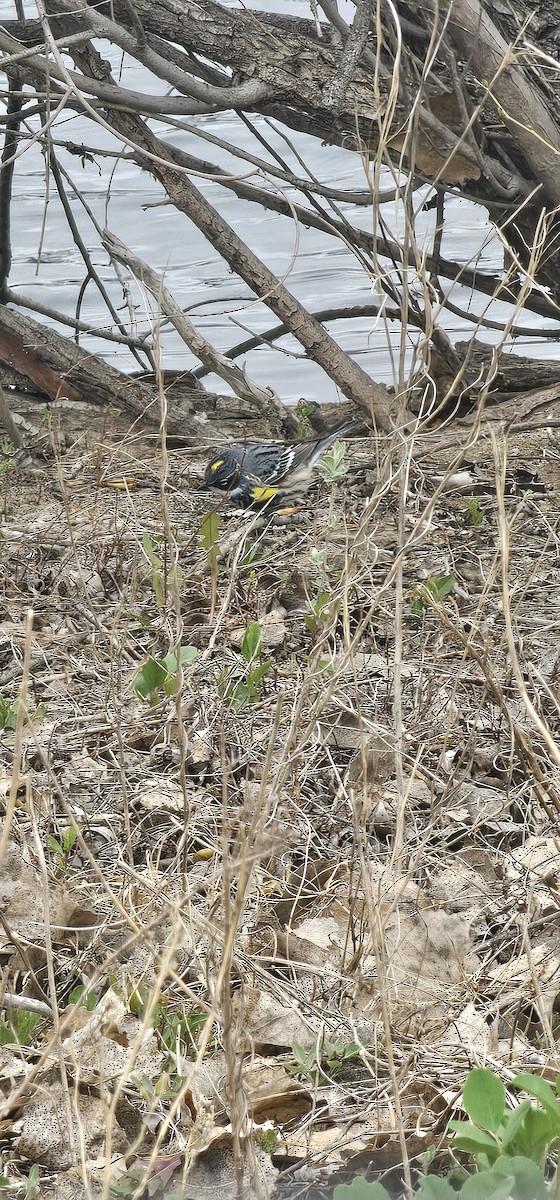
[0,993,53,1017]
[0,379,25,449]
[0,72,23,294]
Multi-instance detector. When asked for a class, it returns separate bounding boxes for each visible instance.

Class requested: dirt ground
[1,394,560,1198]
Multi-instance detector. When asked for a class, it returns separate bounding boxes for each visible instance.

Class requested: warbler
[203,417,359,508]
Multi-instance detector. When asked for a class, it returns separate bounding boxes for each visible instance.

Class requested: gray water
[2,0,558,408]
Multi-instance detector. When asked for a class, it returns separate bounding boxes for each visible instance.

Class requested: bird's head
[204,448,244,492]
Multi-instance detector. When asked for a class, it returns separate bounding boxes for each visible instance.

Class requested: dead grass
[0,402,559,1199]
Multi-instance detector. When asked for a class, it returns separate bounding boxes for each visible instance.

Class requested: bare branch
[0,74,22,293]
[49,0,273,111]
[101,227,289,426]
[324,0,374,111]
[0,28,268,117]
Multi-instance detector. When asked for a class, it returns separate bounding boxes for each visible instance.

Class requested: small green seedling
[200,510,221,616]
[218,620,272,708]
[142,533,165,607]
[134,645,197,702]
[0,1155,10,1189]
[317,438,350,526]
[0,1153,40,1199]
[286,1036,361,1086]
[294,398,315,438]
[333,1066,560,1200]
[0,437,19,479]
[152,999,208,1065]
[22,1163,40,1200]
[258,1129,278,1156]
[304,589,337,635]
[467,497,485,526]
[317,438,350,485]
[238,541,258,572]
[0,695,46,732]
[199,510,220,573]
[48,824,80,876]
[142,533,183,608]
[410,573,455,617]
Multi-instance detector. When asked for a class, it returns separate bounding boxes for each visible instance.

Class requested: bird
[203,417,359,508]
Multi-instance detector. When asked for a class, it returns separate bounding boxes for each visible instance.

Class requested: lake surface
[2,0,559,408]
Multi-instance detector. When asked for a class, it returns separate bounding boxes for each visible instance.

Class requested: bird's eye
[210,459,224,471]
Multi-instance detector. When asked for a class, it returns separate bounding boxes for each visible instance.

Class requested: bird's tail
[306,416,362,466]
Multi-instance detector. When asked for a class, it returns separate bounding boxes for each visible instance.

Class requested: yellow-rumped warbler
[204,417,359,508]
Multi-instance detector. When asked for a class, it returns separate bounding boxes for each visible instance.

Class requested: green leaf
[241,621,262,663]
[259,1128,277,1155]
[491,1155,548,1200]
[333,1180,392,1200]
[512,1105,557,1164]
[467,497,485,526]
[62,826,78,854]
[448,1121,499,1155]
[69,985,97,1011]
[340,1041,361,1062]
[512,1073,560,1124]
[318,440,349,483]
[292,1042,310,1068]
[459,1169,513,1200]
[294,399,314,438]
[450,1136,498,1161]
[0,1009,40,1047]
[463,1068,506,1133]
[500,1099,533,1151]
[134,656,167,699]
[239,547,257,570]
[199,511,220,570]
[247,661,271,688]
[427,573,456,601]
[162,645,197,673]
[24,1163,40,1200]
[142,532,162,569]
[417,1178,457,1200]
[0,695,44,731]
[199,510,220,548]
[314,591,332,614]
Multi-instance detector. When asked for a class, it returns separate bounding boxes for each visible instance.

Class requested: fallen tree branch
[0,305,209,437]
[101,227,289,431]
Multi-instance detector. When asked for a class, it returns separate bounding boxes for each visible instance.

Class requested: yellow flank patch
[210,459,224,471]
[251,485,278,502]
